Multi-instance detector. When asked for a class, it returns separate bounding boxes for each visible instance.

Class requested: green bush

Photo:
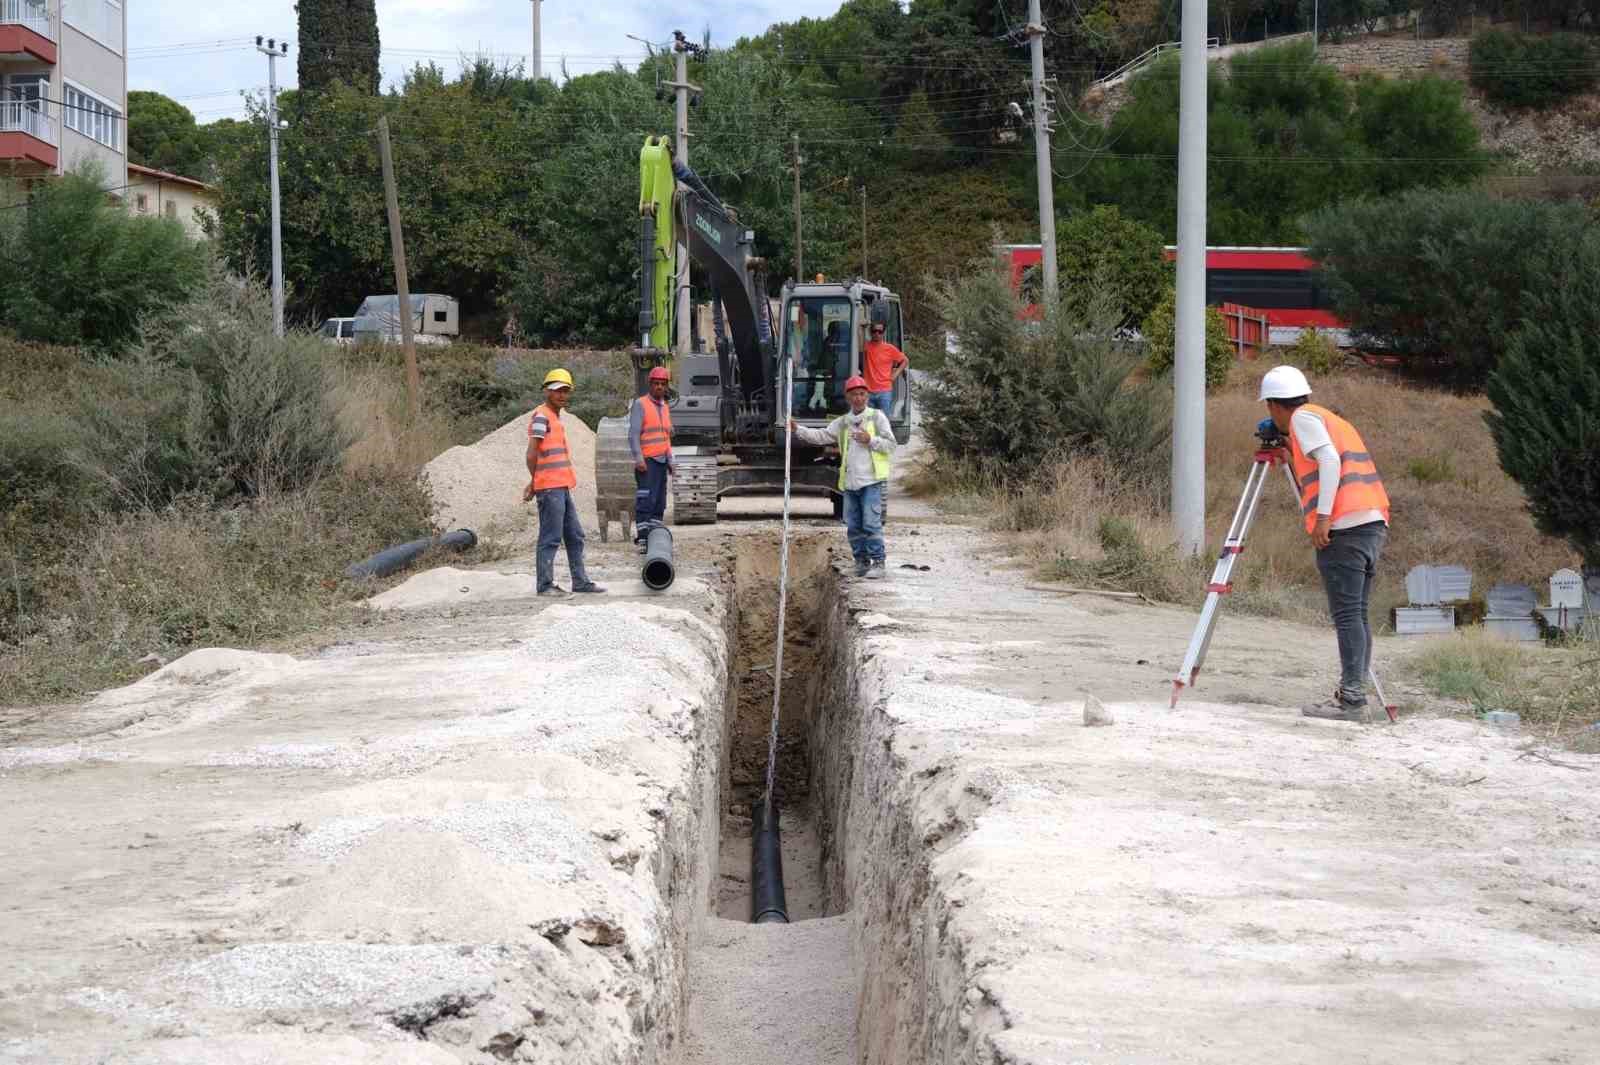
[1286,328,1342,375]
[1055,206,1172,329]
[1471,30,1599,110]
[1141,287,1234,390]
[0,169,207,352]
[922,261,1170,482]
[1484,231,1600,574]
[1304,189,1591,389]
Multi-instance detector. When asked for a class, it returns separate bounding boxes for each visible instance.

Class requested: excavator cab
[779,281,912,443]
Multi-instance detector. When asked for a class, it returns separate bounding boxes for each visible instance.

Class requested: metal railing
[0,99,57,146]
[1094,36,1220,88]
[0,0,53,39]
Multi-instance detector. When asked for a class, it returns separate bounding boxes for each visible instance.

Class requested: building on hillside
[127,162,215,237]
[1,0,127,191]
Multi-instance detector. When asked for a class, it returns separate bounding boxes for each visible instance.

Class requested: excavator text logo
[694,212,722,247]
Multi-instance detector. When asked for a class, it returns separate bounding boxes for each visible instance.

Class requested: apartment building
[1,0,127,190]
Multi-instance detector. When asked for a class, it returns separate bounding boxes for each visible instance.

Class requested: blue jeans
[634,458,669,536]
[868,391,893,415]
[1315,521,1387,706]
[843,481,886,563]
[536,488,590,591]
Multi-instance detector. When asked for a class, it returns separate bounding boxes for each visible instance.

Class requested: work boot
[853,559,870,578]
[865,561,887,580]
[537,585,572,599]
[572,581,606,594]
[1301,698,1367,722]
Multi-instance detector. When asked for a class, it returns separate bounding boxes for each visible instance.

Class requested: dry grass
[334,361,457,475]
[923,360,1581,627]
[1408,629,1600,744]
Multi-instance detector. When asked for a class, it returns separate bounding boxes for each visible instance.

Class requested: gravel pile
[169,943,503,1012]
[423,410,599,543]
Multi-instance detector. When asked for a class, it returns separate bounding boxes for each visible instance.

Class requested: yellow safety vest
[838,415,892,490]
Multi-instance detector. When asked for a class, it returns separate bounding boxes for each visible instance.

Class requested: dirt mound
[424,410,598,544]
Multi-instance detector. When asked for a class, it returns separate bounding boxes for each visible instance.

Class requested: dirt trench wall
[808,590,1004,1065]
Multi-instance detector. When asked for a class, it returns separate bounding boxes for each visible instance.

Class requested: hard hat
[843,375,868,392]
[648,366,670,382]
[1258,365,1311,402]
[543,368,574,390]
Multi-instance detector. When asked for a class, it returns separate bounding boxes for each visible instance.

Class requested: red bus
[999,243,1347,344]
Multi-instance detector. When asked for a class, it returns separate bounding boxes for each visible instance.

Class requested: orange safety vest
[529,403,578,491]
[1288,404,1390,534]
[638,396,673,459]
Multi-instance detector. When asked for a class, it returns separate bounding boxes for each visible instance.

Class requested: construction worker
[789,375,895,579]
[863,320,908,416]
[631,366,677,548]
[523,368,604,597]
[1259,365,1390,721]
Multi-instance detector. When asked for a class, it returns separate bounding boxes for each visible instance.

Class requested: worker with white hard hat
[525,368,604,597]
[1259,365,1390,721]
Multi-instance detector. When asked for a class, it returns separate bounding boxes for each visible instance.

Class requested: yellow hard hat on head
[543,368,574,390]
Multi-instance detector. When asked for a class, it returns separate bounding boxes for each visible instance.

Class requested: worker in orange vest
[630,366,677,550]
[1260,366,1390,721]
[524,368,604,597]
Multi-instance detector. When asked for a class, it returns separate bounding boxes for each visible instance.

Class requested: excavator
[594,137,913,537]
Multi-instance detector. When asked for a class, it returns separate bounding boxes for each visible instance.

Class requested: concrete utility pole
[377,116,422,422]
[792,133,804,280]
[1172,0,1208,554]
[1025,0,1058,306]
[530,0,542,81]
[255,35,288,338]
[667,30,701,356]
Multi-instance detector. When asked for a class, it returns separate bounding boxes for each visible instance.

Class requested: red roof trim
[127,162,212,191]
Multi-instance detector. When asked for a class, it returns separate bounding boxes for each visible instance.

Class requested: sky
[128,1,850,123]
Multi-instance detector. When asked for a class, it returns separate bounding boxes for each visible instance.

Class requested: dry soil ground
[2,423,1597,1064]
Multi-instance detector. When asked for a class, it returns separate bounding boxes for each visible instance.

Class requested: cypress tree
[294,0,381,96]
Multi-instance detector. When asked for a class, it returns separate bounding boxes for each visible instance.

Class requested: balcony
[0,97,57,169]
[0,0,57,65]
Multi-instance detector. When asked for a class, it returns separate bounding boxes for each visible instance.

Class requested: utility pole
[530,0,542,80]
[1025,0,1058,307]
[1172,0,1208,554]
[860,184,868,278]
[377,116,422,422]
[255,35,288,338]
[667,30,701,356]
[792,133,804,280]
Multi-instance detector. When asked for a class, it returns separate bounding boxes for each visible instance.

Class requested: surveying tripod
[1170,424,1397,722]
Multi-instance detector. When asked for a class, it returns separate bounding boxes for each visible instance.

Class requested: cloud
[130,0,847,123]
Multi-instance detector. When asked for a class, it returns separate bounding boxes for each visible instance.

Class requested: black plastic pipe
[751,800,789,924]
[344,529,477,580]
[642,525,675,591]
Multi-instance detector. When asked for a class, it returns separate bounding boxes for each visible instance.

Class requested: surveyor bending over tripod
[1259,366,1391,722]
[789,375,896,580]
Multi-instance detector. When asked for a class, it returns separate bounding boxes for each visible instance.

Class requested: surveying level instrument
[1170,421,1397,723]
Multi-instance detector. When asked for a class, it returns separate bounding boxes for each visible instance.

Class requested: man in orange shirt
[524,368,604,598]
[862,321,908,416]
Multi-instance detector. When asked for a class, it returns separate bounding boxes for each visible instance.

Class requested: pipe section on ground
[750,800,789,924]
[344,529,477,580]
[642,525,676,591]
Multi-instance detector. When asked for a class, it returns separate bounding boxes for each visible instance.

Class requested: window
[784,296,855,418]
[3,75,50,117]
[164,201,177,220]
[135,193,147,212]
[63,83,121,150]
[433,310,447,324]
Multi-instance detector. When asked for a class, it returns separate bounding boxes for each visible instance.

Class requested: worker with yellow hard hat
[524,367,604,597]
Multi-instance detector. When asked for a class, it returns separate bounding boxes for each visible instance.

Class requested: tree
[1470,30,1599,109]
[295,0,381,96]
[1055,205,1171,328]
[127,91,208,177]
[1304,189,1590,389]
[1484,233,1600,574]
[1141,287,1235,390]
[0,169,207,351]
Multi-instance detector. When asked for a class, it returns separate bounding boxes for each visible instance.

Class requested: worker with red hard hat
[630,365,677,549]
[789,374,896,579]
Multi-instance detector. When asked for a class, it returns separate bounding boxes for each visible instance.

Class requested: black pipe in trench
[344,529,477,580]
[751,800,789,924]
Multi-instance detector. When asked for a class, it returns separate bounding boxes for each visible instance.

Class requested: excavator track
[672,454,720,525]
[595,415,636,543]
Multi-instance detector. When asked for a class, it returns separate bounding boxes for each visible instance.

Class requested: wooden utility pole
[377,116,421,421]
[860,184,868,278]
[792,132,804,280]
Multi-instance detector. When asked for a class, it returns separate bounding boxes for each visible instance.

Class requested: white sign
[1550,569,1584,609]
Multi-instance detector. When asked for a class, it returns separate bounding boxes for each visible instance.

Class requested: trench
[669,534,993,1065]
